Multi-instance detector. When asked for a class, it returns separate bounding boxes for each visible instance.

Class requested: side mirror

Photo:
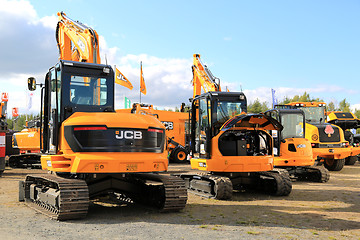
[28,77,36,91]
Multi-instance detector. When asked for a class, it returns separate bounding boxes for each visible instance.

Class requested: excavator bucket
[220,113,283,132]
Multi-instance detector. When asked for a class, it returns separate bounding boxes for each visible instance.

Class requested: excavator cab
[266,109,307,158]
[190,91,247,160]
[265,108,329,182]
[29,60,114,154]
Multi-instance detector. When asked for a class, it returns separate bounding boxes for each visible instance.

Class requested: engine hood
[220,113,283,132]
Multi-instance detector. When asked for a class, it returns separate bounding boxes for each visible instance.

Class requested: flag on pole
[124,96,131,109]
[271,88,278,108]
[115,67,133,90]
[1,93,8,102]
[140,62,146,95]
[12,107,19,118]
[27,92,33,110]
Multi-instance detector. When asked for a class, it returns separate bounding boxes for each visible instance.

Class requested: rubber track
[179,172,233,200]
[24,174,89,220]
[158,174,188,212]
[306,166,330,183]
[259,170,292,196]
[133,173,187,212]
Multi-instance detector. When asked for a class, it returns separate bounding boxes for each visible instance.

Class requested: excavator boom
[192,54,221,98]
[56,11,100,63]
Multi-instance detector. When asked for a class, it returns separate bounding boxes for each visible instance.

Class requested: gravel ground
[0,163,359,240]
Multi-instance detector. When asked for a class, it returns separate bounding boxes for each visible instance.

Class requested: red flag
[1,93,8,102]
[12,108,19,118]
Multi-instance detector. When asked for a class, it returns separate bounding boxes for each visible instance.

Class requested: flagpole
[140,61,142,103]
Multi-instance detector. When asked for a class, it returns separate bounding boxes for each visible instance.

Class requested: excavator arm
[56,11,100,63]
[192,54,221,98]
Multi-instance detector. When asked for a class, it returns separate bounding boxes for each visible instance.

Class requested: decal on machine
[115,130,142,139]
[161,121,174,130]
[324,125,335,137]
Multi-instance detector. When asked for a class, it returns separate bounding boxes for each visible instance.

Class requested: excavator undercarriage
[175,168,292,200]
[19,172,187,220]
[278,165,330,183]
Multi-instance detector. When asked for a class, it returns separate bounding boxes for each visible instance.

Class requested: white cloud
[351,104,360,112]
[111,54,193,110]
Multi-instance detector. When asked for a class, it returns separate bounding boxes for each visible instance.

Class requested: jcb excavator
[175,54,292,199]
[117,103,190,163]
[9,119,41,168]
[265,107,330,182]
[327,111,360,165]
[285,102,351,171]
[18,12,187,220]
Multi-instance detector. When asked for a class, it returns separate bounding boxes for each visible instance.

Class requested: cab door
[43,66,61,154]
[191,96,210,159]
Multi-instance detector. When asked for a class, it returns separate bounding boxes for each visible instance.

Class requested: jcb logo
[161,121,174,130]
[115,130,142,139]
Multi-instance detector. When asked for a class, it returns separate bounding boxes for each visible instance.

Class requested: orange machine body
[117,105,188,151]
[41,111,167,173]
[13,128,41,153]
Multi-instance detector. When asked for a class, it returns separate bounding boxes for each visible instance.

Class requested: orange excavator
[9,118,41,168]
[175,54,292,199]
[18,12,187,220]
[265,107,330,182]
[285,102,351,171]
[327,111,360,165]
[117,103,190,163]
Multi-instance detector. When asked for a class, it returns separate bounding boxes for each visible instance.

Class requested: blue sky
[1,0,359,114]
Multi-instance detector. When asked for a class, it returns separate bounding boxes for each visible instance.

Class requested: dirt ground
[0,163,359,240]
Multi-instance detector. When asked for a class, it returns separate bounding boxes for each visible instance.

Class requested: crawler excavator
[327,111,360,165]
[18,12,187,220]
[265,107,329,182]
[175,54,292,199]
[285,102,351,171]
[9,118,42,168]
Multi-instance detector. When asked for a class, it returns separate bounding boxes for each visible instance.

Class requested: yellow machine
[286,102,351,171]
[117,103,190,163]
[266,108,329,182]
[18,12,187,220]
[176,54,292,199]
[327,111,360,165]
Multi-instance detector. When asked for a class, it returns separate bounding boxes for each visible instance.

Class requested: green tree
[338,99,350,112]
[327,101,336,111]
[248,99,268,113]
[6,114,37,131]
[279,91,323,105]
